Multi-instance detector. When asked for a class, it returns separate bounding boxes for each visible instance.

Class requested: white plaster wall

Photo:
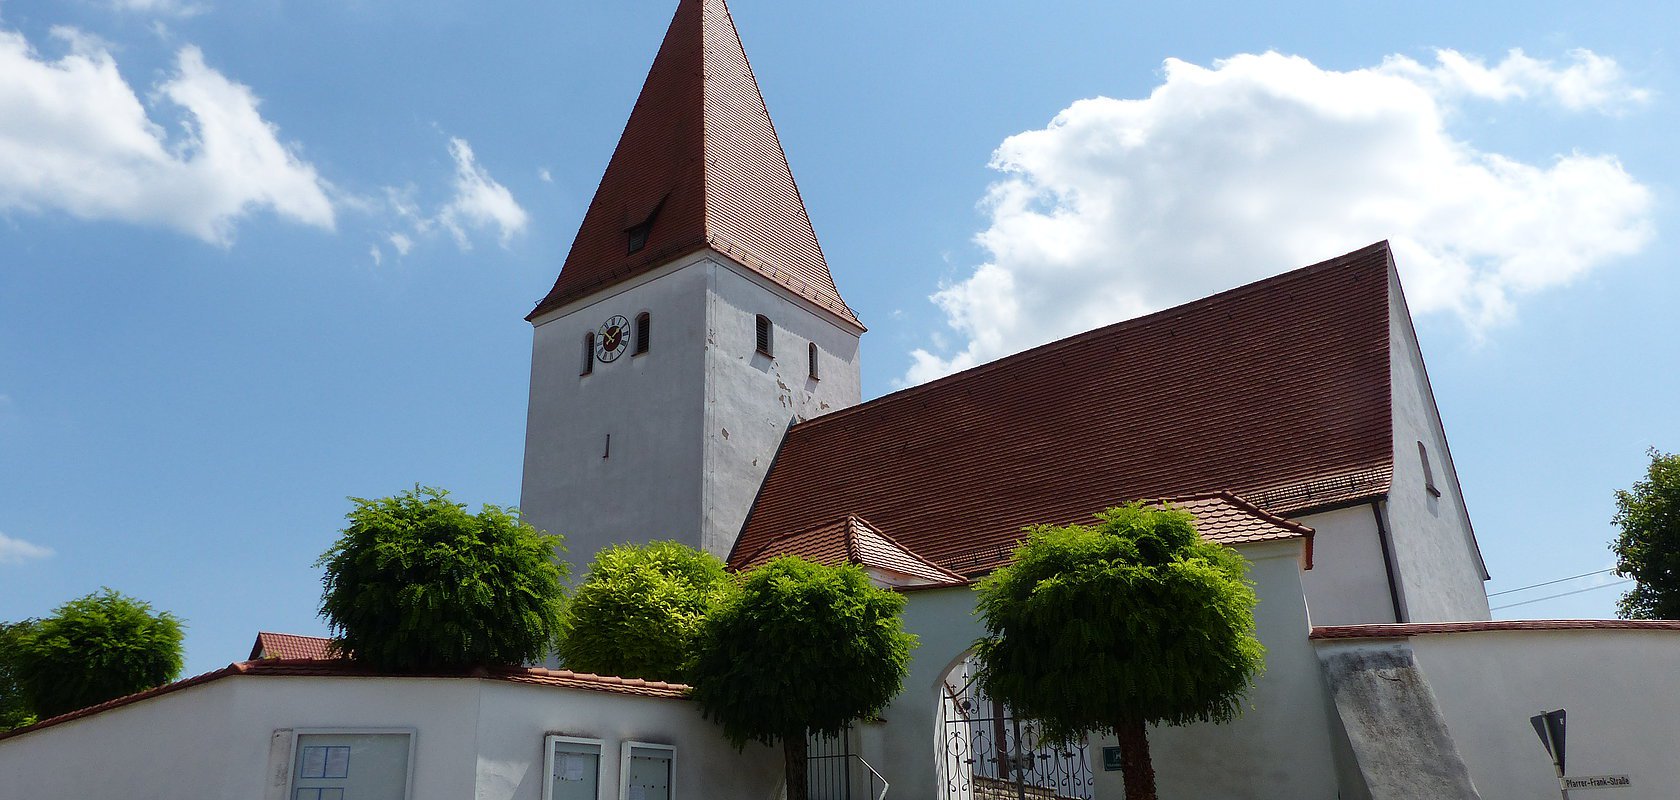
[520,255,712,577]
[1090,540,1341,799]
[1384,265,1492,621]
[1323,629,1680,800]
[701,257,862,558]
[1295,504,1400,626]
[864,540,1340,799]
[472,680,784,800]
[0,675,783,800]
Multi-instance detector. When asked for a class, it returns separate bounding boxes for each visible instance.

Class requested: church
[5,1,1680,799]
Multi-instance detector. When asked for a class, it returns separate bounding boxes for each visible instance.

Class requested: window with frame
[544,736,604,800]
[755,315,773,357]
[620,742,675,800]
[1417,441,1441,497]
[807,342,820,380]
[635,312,651,356]
[582,331,595,375]
[289,730,413,800]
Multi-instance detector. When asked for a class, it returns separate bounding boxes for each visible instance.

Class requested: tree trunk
[784,734,810,800]
[1116,719,1158,800]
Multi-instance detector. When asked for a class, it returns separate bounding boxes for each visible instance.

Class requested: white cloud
[368,244,382,266]
[437,137,527,249]
[0,531,53,565]
[904,49,1653,385]
[388,231,413,256]
[0,27,333,245]
[1381,48,1650,113]
[538,167,553,183]
[107,0,205,16]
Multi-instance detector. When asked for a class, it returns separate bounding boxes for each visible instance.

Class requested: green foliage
[689,556,918,747]
[0,620,39,731]
[12,590,184,720]
[316,486,568,671]
[1613,449,1680,619]
[558,541,735,682]
[973,503,1265,744]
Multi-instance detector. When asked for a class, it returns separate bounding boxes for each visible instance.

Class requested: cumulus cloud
[1381,48,1650,113]
[0,531,53,565]
[0,27,333,245]
[904,49,1653,384]
[438,137,527,249]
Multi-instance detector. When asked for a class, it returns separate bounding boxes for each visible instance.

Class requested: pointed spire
[530,0,860,328]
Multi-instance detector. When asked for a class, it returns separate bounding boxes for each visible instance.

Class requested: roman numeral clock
[595,315,629,363]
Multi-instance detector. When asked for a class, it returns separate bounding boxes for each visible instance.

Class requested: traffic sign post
[1531,709,1569,799]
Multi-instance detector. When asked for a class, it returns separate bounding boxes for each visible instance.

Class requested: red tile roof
[732,243,1397,576]
[250,631,333,661]
[734,515,967,585]
[0,659,691,743]
[1310,619,1680,640]
[529,0,859,329]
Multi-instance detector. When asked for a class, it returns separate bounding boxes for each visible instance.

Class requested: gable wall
[1295,504,1401,626]
[1383,265,1492,622]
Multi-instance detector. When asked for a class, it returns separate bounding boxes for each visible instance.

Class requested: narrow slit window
[807,342,820,380]
[627,221,651,254]
[635,312,651,355]
[755,315,773,357]
[1418,441,1441,497]
[582,332,595,375]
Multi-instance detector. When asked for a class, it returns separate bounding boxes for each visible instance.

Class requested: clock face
[596,315,630,362]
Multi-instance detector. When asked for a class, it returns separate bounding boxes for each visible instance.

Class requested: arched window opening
[635,312,651,355]
[808,342,820,380]
[755,315,773,357]
[581,331,595,375]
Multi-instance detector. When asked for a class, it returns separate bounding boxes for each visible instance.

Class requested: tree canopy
[0,620,39,731]
[558,541,734,682]
[688,556,917,800]
[972,503,1265,800]
[11,589,184,720]
[316,486,568,671]
[1613,448,1680,620]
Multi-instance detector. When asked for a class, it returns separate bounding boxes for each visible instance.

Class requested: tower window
[581,331,595,375]
[755,315,773,357]
[1418,441,1441,497]
[635,312,651,355]
[627,221,651,254]
[808,342,820,380]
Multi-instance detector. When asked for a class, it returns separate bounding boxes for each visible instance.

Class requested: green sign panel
[1102,746,1124,772]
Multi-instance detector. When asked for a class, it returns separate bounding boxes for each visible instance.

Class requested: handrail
[853,753,891,800]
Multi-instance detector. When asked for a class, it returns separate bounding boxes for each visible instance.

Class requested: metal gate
[940,667,1094,800]
[808,728,889,800]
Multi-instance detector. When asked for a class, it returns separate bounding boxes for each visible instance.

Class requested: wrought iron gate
[940,669,1094,800]
[809,728,888,800]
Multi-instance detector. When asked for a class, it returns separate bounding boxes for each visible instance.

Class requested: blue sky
[0,0,1674,676]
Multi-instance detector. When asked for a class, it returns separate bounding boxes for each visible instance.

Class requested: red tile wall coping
[734,244,1393,578]
[1310,619,1680,640]
[528,0,859,328]
[0,659,690,743]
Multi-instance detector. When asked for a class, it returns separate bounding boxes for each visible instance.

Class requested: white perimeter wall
[0,675,783,800]
[1384,265,1491,621]
[1319,628,1680,800]
[866,539,1341,799]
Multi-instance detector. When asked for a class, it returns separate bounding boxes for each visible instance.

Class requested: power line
[1490,579,1633,611]
[1487,568,1617,598]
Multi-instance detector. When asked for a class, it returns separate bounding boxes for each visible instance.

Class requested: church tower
[519,0,864,575]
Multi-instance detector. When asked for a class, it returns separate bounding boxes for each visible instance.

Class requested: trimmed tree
[1613,448,1680,619]
[972,503,1265,800]
[558,541,734,682]
[317,486,568,671]
[1,620,39,731]
[12,590,185,719]
[688,556,917,800]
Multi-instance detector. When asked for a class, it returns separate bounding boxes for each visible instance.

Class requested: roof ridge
[790,240,1393,433]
